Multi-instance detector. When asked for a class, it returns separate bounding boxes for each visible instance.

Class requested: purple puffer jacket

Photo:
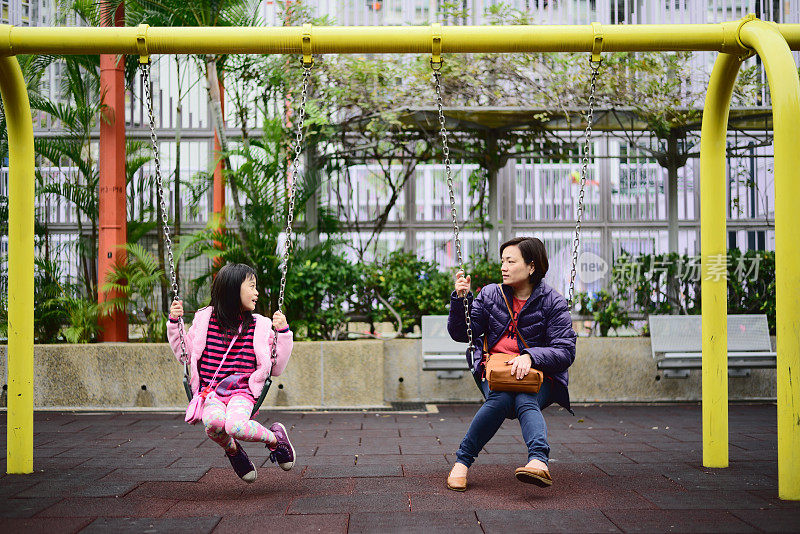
[447,281,577,414]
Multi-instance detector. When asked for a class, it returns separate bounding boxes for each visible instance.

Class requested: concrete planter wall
[0,337,776,409]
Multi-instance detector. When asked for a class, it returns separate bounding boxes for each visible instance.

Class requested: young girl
[167,263,295,483]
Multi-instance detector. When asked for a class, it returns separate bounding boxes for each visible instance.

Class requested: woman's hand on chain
[455,270,471,297]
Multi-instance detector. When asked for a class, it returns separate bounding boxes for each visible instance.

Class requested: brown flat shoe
[447,467,467,492]
[515,465,553,487]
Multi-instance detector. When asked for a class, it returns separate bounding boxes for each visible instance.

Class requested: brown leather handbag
[482,292,544,394]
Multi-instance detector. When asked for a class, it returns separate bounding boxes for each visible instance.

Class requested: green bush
[466,256,502,294]
[582,289,633,336]
[727,249,775,333]
[610,249,775,333]
[611,251,693,315]
[34,258,73,343]
[1,258,104,344]
[61,297,103,343]
[284,244,360,340]
[364,251,451,334]
[101,243,168,342]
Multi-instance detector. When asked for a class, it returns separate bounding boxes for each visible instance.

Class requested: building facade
[1,0,796,301]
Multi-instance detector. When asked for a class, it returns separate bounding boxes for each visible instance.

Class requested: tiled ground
[1,404,799,533]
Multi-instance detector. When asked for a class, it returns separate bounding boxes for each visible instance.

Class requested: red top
[491,297,527,355]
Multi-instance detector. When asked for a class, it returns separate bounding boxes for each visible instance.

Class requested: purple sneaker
[268,422,295,471]
[227,440,257,483]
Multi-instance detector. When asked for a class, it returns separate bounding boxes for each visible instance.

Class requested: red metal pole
[98,2,128,341]
[212,76,226,227]
[211,75,226,269]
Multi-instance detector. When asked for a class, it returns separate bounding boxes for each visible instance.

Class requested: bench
[648,314,776,379]
[421,315,470,379]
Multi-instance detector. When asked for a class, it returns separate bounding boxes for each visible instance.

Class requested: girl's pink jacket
[166,306,293,398]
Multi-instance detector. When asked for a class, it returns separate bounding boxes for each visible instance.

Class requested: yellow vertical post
[739,21,800,501]
[0,55,35,474]
[699,52,742,468]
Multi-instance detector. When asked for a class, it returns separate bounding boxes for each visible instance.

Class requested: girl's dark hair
[499,236,548,286]
[210,263,257,336]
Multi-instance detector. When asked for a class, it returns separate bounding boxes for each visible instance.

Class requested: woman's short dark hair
[499,236,548,286]
[210,263,257,336]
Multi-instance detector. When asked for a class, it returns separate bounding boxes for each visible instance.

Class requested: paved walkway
[1,404,799,533]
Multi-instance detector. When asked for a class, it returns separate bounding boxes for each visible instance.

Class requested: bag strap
[500,289,530,349]
[205,326,241,390]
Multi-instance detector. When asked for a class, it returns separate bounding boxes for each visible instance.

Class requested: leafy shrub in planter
[362,251,451,334]
[574,290,633,336]
[284,244,361,340]
[609,249,775,333]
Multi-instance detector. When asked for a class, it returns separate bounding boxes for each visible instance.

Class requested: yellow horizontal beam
[1,22,799,57]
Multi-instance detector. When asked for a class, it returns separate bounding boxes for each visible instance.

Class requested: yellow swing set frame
[2,17,799,499]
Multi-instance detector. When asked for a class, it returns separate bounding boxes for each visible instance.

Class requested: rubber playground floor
[1,403,799,533]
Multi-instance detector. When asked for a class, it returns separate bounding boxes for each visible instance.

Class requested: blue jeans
[455,378,552,468]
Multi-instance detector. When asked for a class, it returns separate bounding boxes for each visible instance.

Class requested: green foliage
[611,251,693,315]
[25,54,106,299]
[731,63,769,106]
[284,243,360,340]
[33,258,74,343]
[575,289,633,337]
[727,249,775,333]
[364,251,452,334]
[607,249,776,334]
[484,2,534,25]
[127,220,159,245]
[101,243,168,342]
[179,114,330,316]
[2,256,102,344]
[466,256,502,294]
[68,0,262,32]
[61,297,103,343]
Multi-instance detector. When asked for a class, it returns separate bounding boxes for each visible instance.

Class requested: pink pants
[201,394,273,453]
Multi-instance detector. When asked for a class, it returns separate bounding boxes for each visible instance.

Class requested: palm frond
[128,220,159,245]
[35,136,98,183]
[223,0,262,27]
[38,177,99,217]
[61,297,103,343]
[29,95,80,132]
[126,140,153,184]
[125,242,162,276]
[18,54,61,88]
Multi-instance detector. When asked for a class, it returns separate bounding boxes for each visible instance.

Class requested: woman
[446,236,577,491]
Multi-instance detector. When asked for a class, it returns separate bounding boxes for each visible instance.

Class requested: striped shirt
[198,314,257,389]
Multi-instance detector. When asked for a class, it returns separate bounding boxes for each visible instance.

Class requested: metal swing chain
[270,64,311,365]
[432,66,474,356]
[568,58,602,311]
[142,61,188,365]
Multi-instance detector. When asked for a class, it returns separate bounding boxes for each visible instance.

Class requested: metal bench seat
[421,315,469,378]
[649,314,776,378]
